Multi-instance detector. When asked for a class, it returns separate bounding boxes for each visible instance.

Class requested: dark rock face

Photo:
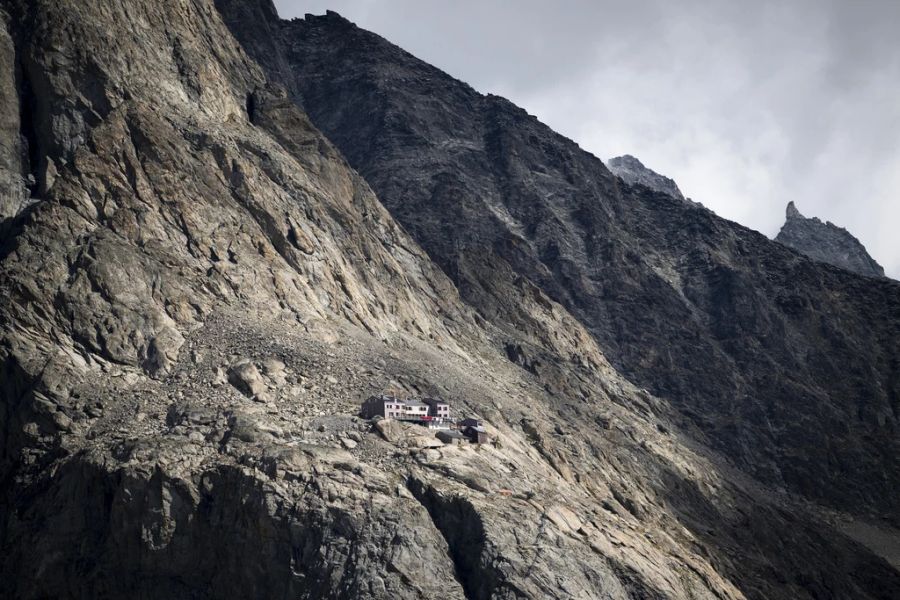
[608,154,685,200]
[218,5,900,522]
[777,201,886,278]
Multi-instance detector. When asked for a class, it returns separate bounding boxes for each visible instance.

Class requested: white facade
[384,401,405,419]
[402,402,429,419]
[365,395,453,423]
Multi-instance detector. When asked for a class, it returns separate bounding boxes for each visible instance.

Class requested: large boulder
[227,362,267,398]
[373,418,404,443]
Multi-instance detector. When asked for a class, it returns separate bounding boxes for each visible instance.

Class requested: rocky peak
[607,154,685,200]
[776,202,885,278]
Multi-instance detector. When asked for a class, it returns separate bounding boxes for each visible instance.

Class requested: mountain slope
[777,201,886,278]
[219,6,900,524]
[1,0,899,598]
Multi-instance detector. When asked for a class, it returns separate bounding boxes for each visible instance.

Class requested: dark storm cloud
[275,1,900,277]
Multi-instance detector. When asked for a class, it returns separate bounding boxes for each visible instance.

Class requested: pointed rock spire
[786,201,803,220]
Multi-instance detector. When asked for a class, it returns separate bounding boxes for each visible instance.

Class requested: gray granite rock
[222,3,900,523]
[215,4,900,597]
[1,1,899,599]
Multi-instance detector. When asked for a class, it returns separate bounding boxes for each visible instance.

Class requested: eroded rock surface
[1,1,899,599]
[221,5,900,524]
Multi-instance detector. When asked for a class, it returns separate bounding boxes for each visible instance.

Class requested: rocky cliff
[1,1,899,599]
[607,154,685,200]
[776,201,886,278]
[221,5,900,520]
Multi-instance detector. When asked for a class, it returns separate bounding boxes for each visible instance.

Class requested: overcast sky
[274,0,900,277]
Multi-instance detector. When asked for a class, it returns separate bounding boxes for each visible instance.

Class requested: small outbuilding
[462,425,489,444]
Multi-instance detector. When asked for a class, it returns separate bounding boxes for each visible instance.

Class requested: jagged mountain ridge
[777,201,886,278]
[219,5,900,522]
[608,155,887,280]
[607,154,685,200]
[0,0,898,598]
